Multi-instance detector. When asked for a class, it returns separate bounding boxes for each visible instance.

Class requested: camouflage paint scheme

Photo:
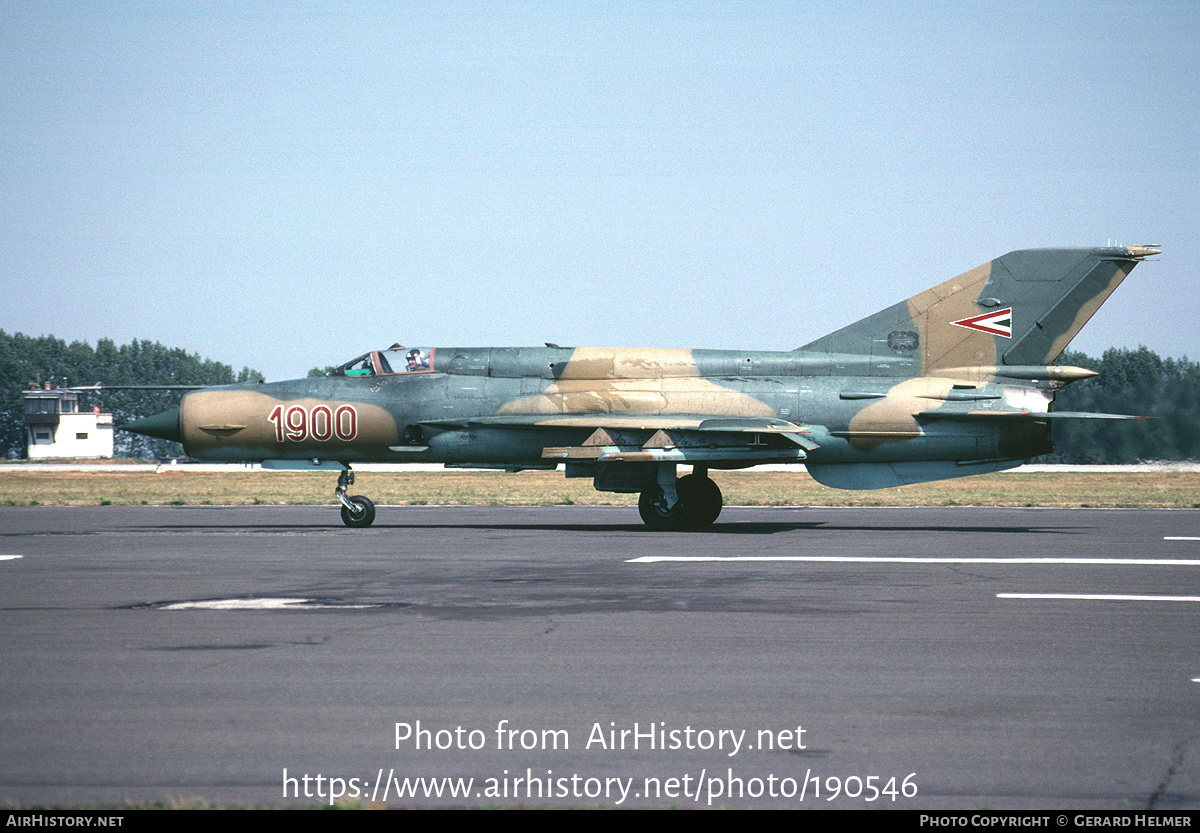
[123,246,1157,529]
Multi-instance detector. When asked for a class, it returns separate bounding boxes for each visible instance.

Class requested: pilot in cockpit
[406,349,429,371]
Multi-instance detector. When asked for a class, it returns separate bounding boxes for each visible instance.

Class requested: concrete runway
[2,504,1199,809]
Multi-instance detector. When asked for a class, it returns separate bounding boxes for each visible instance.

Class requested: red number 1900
[267,404,358,443]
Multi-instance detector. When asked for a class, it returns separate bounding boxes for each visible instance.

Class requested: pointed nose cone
[120,407,182,443]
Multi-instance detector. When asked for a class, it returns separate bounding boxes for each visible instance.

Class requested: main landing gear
[335,466,376,528]
[637,466,723,531]
[330,461,721,530]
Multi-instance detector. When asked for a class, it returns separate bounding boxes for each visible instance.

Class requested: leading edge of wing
[916,410,1151,422]
[420,413,813,433]
[418,413,822,460]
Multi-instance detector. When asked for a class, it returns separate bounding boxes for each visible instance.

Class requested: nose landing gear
[335,466,376,528]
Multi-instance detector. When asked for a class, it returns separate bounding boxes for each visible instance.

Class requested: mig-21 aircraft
[122,245,1157,530]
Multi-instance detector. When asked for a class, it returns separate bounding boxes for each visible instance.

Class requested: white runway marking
[1,555,22,561]
[160,597,378,610]
[1165,536,1200,541]
[998,593,1200,602]
[627,555,1200,565]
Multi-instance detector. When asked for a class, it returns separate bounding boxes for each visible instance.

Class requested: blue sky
[3,1,1197,382]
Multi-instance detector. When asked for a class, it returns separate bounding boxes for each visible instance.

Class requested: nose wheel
[340,494,376,528]
[335,467,376,527]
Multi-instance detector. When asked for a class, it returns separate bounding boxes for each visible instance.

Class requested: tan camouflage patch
[553,347,701,380]
[500,347,776,418]
[499,377,777,419]
[845,376,963,450]
[905,260,998,373]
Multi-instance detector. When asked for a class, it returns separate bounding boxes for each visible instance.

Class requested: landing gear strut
[637,466,722,531]
[335,466,376,528]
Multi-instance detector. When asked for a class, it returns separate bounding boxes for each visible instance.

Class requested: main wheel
[638,475,722,531]
[678,474,722,529]
[340,495,376,528]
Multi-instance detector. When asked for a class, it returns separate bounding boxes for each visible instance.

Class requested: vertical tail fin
[798,246,1158,374]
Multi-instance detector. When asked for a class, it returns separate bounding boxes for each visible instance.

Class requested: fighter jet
[122,245,1157,529]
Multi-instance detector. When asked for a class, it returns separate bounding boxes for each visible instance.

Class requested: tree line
[0,331,261,459]
[1048,347,1200,463]
[0,331,1195,462]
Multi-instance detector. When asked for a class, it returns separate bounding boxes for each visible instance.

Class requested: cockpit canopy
[334,346,435,377]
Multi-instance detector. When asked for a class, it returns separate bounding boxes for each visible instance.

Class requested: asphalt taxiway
[2,504,1198,809]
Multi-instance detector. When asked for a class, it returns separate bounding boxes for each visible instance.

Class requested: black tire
[340,495,376,528]
[638,486,688,531]
[638,475,722,530]
[679,474,722,529]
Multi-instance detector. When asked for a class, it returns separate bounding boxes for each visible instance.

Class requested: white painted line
[160,597,378,610]
[1165,537,1200,541]
[627,555,1200,565]
[998,593,1200,602]
[1,555,22,561]
[162,597,314,610]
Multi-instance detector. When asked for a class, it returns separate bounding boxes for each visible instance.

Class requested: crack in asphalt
[1146,733,1196,810]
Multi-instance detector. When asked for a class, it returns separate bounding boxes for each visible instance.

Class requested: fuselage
[173,345,1055,474]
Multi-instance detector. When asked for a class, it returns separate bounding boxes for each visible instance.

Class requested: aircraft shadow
[139,520,1081,536]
